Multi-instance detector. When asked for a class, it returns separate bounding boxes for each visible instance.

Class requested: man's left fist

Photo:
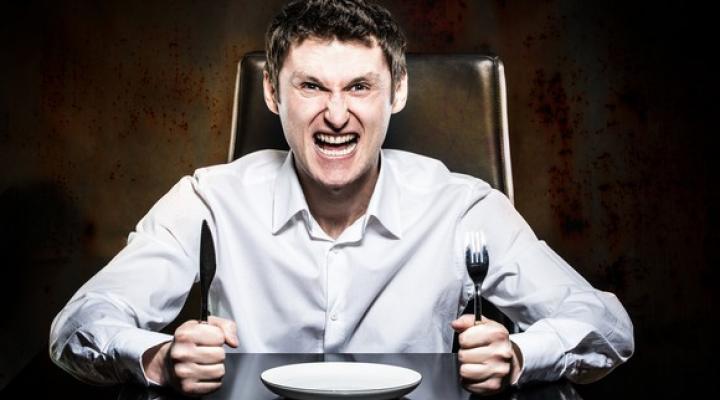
[451,315,523,395]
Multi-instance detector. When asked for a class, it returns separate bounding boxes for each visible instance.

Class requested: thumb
[208,316,239,348]
[451,314,476,332]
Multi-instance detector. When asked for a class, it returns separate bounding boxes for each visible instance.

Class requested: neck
[295,156,380,240]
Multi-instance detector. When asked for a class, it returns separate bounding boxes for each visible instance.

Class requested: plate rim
[260,361,423,395]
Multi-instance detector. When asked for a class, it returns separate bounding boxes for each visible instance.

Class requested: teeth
[317,141,357,157]
[315,133,356,144]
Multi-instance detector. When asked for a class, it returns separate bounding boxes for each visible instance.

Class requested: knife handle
[200,219,216,324]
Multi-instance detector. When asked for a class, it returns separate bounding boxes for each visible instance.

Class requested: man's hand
[142,316,239,396]
[451,315,523,395]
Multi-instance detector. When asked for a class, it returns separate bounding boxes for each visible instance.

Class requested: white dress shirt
[49,149,634,387]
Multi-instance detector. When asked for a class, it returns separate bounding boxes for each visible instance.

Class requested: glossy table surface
[2,350,648,399]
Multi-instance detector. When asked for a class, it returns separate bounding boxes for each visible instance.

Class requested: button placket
[324,245,346,350]
[327,246,340,322]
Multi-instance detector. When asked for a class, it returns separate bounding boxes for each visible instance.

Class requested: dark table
[2,349,646,399]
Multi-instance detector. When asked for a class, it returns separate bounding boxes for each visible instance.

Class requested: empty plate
[260,362,422,399]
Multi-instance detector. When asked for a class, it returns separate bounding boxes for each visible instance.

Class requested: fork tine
[464,232,471,264]
[474,231,481,263]
[479,231,486,263]
[465,231,488,264]
[470,232,475,263]
[466,231,474,263]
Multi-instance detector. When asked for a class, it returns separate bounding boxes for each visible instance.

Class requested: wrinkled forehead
[281,37,391,83]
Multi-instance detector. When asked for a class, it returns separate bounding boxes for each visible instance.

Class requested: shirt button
[330,313,338,321]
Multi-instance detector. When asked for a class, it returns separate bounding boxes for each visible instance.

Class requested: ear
[391,73,408,114]
[263,70,279,115]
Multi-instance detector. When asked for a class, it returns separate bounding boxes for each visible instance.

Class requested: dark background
[1,0,716,394]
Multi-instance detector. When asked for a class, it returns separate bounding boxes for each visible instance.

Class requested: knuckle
[457,350,466,363]
[174,331,188,342]
[500,348,513,360]
[170,345,187,361]
[206,347,225,362]
[466,381,488,394]
[176,320,197,333]
[486,379,502,391]
[180,380,195,394]
[206,382,222,393]
[174,364,190,379]
[459,364,471,378]
[458,333,468,348]
[209,327,226,344]
[497,363,511,376]
[491,329,508,343]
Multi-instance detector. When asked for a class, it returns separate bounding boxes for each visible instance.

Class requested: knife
[200,219,216,323]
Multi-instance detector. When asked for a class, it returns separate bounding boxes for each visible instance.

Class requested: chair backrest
[228,52,514,202]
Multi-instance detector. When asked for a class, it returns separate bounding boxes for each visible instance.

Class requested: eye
[349,83,369,92]
[301,82,320,90]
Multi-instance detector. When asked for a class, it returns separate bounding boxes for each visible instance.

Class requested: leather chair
[228,52,515,350]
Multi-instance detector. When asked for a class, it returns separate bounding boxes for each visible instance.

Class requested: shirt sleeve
[458,186,635,385]
[48,175,212,386]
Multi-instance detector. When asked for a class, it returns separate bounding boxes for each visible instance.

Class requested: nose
[323,93,349,131]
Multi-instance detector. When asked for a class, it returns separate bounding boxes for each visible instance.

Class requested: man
[49,0,634,396]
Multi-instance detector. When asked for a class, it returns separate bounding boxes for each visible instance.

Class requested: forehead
[281,37,390,81]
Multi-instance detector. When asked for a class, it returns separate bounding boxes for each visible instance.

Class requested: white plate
[260,362,422,400]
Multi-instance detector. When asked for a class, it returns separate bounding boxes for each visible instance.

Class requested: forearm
[509,290,634,385]
[49,295,173,385]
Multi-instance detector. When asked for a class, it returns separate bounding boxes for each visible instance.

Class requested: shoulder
[192,149,288,187]
[141,150,286,219]
[382,149,492,197]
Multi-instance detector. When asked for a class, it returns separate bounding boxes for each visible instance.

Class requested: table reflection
[118,353,582,400]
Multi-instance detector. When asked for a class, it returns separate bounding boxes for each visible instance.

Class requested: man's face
[263,37,407,191]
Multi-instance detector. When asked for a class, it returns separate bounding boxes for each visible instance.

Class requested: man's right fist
[142,316,239,396]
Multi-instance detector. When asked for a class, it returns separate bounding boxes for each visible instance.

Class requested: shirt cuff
[509,330,567,385]
[107,328,173,387]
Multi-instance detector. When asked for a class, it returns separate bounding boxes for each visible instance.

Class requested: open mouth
[313,133,359,157]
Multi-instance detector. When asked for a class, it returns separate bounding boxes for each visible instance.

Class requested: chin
[317,176,354,191]
[308,164,355,187]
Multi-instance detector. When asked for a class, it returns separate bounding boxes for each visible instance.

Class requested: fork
[465,231,489,325]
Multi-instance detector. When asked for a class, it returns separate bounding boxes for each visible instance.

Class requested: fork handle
[474,282,483,325]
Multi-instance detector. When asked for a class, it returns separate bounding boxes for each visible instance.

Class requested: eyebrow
[290,71,382,86]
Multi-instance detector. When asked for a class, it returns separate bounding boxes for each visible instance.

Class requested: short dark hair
[265,0,407,102]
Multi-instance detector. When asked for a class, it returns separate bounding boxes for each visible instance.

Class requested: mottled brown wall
[1,0,716,392]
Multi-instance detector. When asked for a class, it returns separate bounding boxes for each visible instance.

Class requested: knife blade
[200,219,216,323]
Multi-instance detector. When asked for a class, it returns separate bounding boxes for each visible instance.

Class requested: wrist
[141,341,172,386]
[509,340,524,386]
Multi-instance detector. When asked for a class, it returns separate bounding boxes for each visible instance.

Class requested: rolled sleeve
[108,328,173,386]
[510,326,567,384]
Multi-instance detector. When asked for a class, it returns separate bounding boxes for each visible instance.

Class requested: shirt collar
[272,151,310,235]
[271,150,403,239]
[363,150,403,239]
